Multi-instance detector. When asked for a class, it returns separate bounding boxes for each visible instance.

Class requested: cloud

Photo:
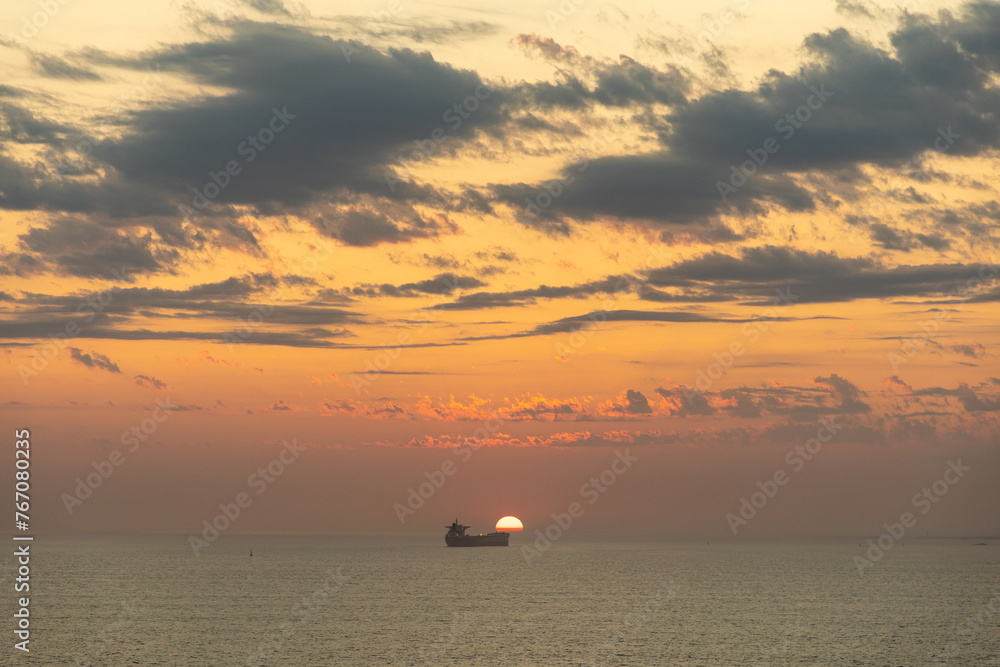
[88,23,506,213]
[68,347,122,373]
[494,5,1000,233]
[882,375,913,395]
[28,52,102,80]
[18,218,176,278]
[458,308,817,341]
[867,223,951,252]
[0,22,515,278]
[492,154,808,235]
[347,272,486,298]
[311,207,459,247]
[815,373,870,413]
[834,0,881,19]
[134,374,167,390]
[947,342,987,359]
[0,101,76,145]
[0,273,365,349]
[350,17,500,44]
[599,389,654,417]
[429,274,639,310]
[657,386,716,416]
[955,382,1000,412]
[644,246,1000,303]
[237,0,300,17]
[514,34,689,108]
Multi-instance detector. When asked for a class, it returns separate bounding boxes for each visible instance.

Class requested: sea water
[7,535,998,665]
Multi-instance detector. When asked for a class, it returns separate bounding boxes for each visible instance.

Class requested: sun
[495,516,524,532]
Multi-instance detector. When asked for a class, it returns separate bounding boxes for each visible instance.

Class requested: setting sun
[496,516,524,532]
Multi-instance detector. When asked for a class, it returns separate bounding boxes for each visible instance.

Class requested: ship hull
[446,532,509,547]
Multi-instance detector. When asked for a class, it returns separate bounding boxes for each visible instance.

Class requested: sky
[0,0,998,539]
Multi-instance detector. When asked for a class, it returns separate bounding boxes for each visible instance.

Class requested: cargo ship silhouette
[445,519,509,547]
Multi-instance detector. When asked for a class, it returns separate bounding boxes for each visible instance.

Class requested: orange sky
[1,0,998,539]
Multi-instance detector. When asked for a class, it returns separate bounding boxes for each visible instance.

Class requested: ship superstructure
[445,519,509,547]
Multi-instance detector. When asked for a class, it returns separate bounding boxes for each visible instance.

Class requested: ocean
[8,535,998,665]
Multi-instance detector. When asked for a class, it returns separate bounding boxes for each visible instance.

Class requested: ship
[445,519,509,547]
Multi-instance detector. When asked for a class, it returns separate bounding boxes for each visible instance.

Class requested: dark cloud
[0,272,367,350]
[815,373,870,413]
[68,347,121,373]
[238,0,299,17]
[0,22,514,278]
[721,390,763,418]
[161,403,204,412]
[347,273,486,298]
[29,53,102,80]
[834,0,880,19]
[913,381,1000,412]
[514,34,689,108]
[0,102,76,145]
[429,275,639,310]
[89,23,505,212]
[18,218,176,277]
[134,374,167,390]
[495,5,1000,232]
[311,207,455,247]
[955,383,1000,411]
[867,223,951,252]
[645,245,1000,303]
[657,386,715,416]
[948,342,987,359]
[357,18,500,44]
[458,308,809,341]
[493,155,812,233]
[623,389,652,414]
[13,272,361,326]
